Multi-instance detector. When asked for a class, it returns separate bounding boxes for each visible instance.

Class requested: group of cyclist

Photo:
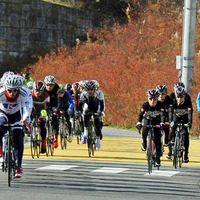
[0,71,105,179]
[136,82,192,167]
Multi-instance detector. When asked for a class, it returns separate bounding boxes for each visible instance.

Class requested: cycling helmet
[44,75,56,85]
[1,71,15,85]
[174,82,185,91]
[23,72,30,79]
[33,81,45,91]
[59,84,65,91]
[93,80,99,89]
[4,75,23,89]
[79,80,86,89]
[27,81,33,90]
[65,83,72,91]
[175,86,185,98]
[72,82,79,91]
[147,89,159,99]
[85,80,95,90]
[156,85,167,95]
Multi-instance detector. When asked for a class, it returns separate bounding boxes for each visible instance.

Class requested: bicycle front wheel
[173,138,179,169]
[147,138,153,174]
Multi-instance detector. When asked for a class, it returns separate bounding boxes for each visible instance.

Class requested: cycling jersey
[137,101,165,123]
[196,92,200,111]
[32,91,50,114]
[0,87,30,121]
[57,91,74,111]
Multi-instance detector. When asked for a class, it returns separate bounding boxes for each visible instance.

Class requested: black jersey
[138,101,165,123]
[32,91,50,114]
[44,83,59,108]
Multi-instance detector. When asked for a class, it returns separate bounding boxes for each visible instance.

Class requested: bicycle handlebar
[0,124,22,127]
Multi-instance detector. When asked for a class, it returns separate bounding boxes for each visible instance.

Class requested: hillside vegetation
[28,2,200,136]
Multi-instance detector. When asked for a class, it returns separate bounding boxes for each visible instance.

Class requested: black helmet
[175,86,185,98]
[147,89,159,99]
[156,85,167,95]
[23,72,30,79]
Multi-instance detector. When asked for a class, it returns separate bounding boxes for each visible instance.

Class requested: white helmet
[27,81,33,90]
[1,71,15,86]
[4,75,23,89]
[44,75,56,85]
[92,80,99,89]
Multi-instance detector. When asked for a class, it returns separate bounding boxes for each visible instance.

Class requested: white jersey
[22,86,33,116]
[0,87,30,121]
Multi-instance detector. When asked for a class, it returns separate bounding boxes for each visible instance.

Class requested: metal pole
[181,0,196,93]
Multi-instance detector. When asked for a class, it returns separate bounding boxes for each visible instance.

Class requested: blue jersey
[196,92,200,111]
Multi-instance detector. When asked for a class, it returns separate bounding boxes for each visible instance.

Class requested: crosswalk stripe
[36,165,77,171]
[92,167,128,174]
[144,170,180,177]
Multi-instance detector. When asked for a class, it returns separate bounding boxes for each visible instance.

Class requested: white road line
[145,170,180,177]
[36,165,77,171]
[92,167,128,174]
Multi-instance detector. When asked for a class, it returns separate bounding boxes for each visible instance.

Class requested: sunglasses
[176,95,184,98]
[8,89,18,93]
[148,97,158,101]
[59,91,65,94]
[46,84,54,87]
[87,89,94,91]
[159,93,166,96]
[35,89,43,93]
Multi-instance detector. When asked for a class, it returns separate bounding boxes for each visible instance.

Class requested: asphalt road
[1,127,200,200]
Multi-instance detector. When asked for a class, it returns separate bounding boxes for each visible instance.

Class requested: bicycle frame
[1,123,22,187]
[142,123,161,174]
[173,123,187,169]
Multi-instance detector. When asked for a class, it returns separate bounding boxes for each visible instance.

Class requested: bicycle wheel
[60,119,66,150]
[36,131,41,158]
[7,135,12,187]
[88,120,94,157]
[147,138,153,174]
[173,137,179,169]
[11,144,16,180]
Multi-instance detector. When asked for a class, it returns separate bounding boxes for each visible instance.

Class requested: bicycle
[45,113,54,156]
[140,121,162,174]
[87,112,100,157]
[1,123,22,187]
[59,111,68,150]
[172,122,188,169]
[30,114,41,158]
[74,111,82,144]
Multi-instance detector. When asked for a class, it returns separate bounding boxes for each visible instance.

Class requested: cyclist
[136,89,165,167]
[78,80,104,149]
[65,83,74,96]
[168,86,192,163]
[156,85,173,147]
[23,72,34,87]
[44,75,60,148]
[196,92,200,135]
[93,80,105,129]
[170,82,191,102]
[57,84,74,142]
[0,74,31,178]
[32,81,50,153]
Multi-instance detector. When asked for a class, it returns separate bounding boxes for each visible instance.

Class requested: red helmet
[72,82,79,91]
[33,81,45,91]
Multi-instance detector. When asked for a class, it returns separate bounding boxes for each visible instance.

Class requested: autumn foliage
[28,2,200,135]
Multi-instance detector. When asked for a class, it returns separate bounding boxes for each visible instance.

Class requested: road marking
[145,170,179,177]
[36,165,77,171]
[92,167,128,174]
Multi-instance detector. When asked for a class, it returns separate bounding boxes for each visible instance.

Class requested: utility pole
[180,0,197,93]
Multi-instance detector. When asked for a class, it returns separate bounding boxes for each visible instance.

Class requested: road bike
[45,113,54,156]
[74,111,83,144]
[172,122,188,169]
[140,120,162,174]
[87,112,101,157]
[1,123,22,187]
[59,111,68,150]
[30,114,41,158]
